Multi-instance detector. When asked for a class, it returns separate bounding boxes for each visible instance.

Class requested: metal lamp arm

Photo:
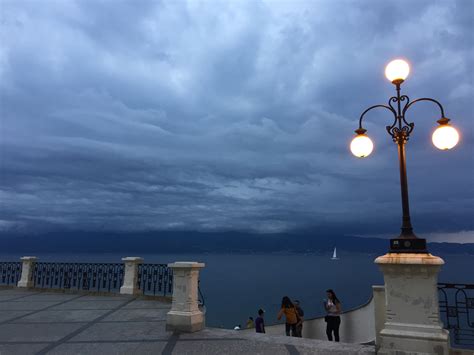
[358,104,397,130]
[402,97,446,119]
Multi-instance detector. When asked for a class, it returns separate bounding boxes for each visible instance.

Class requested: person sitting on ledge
[246,316,254,329]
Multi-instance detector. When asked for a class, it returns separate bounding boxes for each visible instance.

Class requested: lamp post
[351,59,459,253]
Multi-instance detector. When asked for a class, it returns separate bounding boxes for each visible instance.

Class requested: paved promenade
[0,288,374,354]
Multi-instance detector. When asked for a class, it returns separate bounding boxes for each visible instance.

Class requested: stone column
[166,261,205,333]
[17,256,37,288]
[120,257,143,295]
[375,253,450,355]
[372,285,386,352]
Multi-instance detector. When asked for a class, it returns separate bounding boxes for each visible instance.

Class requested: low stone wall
[246,294,376,344]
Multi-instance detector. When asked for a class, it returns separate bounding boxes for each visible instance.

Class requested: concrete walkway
[0,288,375,354]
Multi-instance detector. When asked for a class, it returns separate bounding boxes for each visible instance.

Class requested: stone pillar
[372,285,386,352]
[120,257,143,295]
[375,253,450,355]
[17,256,37,288]
[166,261,205,333]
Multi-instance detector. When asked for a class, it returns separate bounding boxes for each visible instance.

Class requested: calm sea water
[1,251,472,328]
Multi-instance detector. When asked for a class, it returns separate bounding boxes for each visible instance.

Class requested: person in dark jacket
[255,309,265,333]
[294,300,305,337]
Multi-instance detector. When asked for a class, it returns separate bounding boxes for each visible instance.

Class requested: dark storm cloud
[0,0,472,240]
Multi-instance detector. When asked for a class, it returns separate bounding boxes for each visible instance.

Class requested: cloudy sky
[0,0,472,241]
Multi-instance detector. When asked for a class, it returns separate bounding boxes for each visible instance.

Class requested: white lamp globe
[385,59,410,83]
[432,124,459,150]
[350,134,374,158]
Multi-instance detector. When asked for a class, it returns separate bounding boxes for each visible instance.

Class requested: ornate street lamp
[351,59,459,253]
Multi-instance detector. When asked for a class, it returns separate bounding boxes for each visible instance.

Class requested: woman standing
[324,289,342,342]
[277,296,299,336]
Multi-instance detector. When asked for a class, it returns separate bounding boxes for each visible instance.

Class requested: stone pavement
[0,288,375,355]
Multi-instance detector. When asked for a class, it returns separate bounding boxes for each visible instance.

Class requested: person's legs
[296,324,303,337]
[289,323,295,337]
[326,320,333,341]
[285,323,290,336]
[334,317,341,342]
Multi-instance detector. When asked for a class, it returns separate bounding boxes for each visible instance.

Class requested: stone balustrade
[1,256,205,334]
[3,252,474,352]
[5,256,173,297]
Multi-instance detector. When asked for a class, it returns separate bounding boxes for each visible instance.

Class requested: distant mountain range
[1,230,473,255]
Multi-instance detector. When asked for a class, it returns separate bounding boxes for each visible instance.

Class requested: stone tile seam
[26,306,170,308]
[0,293,45,302]
[6,299,131,302]
[34,296,138,355]
[10,320,167,324]
[161,332,180,355]
[4,308,168,313]
[0,342,53,345]
[0,294,87,325]
[0,338,244,345]
[284,344,301,355]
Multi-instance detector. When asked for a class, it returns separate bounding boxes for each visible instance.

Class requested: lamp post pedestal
[166,262,205,333]
[375,253,450,354]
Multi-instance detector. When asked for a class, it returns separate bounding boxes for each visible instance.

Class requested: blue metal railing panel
[137,264,173,297]
[32,262,124,293]
[0,262,22,286]
[438,283,474,349]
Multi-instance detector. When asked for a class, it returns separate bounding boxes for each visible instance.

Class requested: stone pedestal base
[119,285,138,295]
[378,327,449,355]
[119,257,143,295]
[17,280,32,288]
[166,262,205,333]
[166,310,205,333]
[375,253,450,355]
[17,256,37,288]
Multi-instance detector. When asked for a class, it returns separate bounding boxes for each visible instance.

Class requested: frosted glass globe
[385,59,410,83]
[432,124,459,150]
[350,134,374,158]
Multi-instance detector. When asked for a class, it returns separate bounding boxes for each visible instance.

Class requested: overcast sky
[0,0,472,242]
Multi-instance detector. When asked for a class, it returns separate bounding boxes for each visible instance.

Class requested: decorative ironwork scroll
[438,283,474,348]
[32,262,124,293]
[198,279,205,307]
[137,264,173,297]
[0,262,22,286]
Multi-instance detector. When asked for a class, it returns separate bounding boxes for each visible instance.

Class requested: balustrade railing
[32,262,125,293]
[137,263,173,296]
[0,257,199,301]
[0,262,22,286]
[438,283,474,349]
[198,279,205,307]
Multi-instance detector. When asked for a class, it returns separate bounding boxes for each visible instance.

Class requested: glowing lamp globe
[432,121,459,150]
[385,59,410,84]
[351,133,374,158]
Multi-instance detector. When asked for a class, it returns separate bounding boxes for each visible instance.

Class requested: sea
[1,251,472,329]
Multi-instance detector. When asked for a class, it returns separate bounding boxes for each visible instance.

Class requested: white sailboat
[331,247,339,260]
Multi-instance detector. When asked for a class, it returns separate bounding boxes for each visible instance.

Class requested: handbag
[324,315,330,322]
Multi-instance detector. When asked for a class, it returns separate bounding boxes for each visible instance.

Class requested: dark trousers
[326,316,340,342]
[285,323,297,337]
[296,323,303,337]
